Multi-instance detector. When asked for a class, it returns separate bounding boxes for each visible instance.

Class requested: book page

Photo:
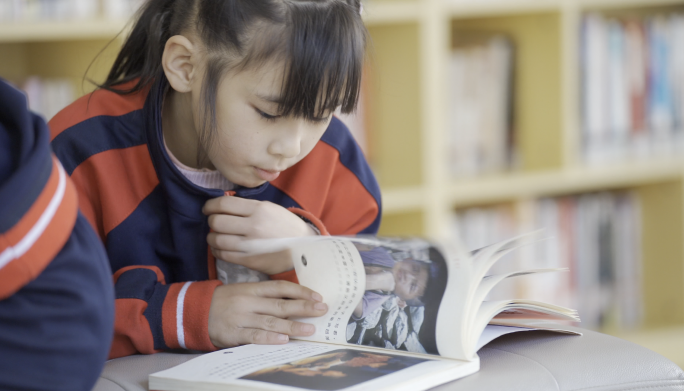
[150,341,478,391]
[289,239,367,345]
[433,232,562,361]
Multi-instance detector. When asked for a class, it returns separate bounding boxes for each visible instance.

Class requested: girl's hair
[101,0,367,152]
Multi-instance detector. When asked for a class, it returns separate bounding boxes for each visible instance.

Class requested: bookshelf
[363,0,684,366]
[2,0,684,367]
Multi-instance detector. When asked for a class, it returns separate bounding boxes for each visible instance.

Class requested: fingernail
[278,334,289,342]
[302,324,315,334]
[312,292,323,302]
[314,302,327,311]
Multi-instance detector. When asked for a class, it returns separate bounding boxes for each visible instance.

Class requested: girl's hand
[203,196,316,274]
[208,280,328,348]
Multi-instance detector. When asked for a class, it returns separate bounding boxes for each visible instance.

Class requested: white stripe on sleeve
[176,281,193,349]
[0,161,67,270]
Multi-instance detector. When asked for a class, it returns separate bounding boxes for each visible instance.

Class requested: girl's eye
[255,108,279,122]
[310,116,330,124]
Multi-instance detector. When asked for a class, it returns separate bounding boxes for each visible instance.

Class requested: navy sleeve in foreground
[0,213,115,391]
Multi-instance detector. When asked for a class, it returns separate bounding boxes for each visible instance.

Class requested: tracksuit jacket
[49,75,382,359]
[0,80,114,391]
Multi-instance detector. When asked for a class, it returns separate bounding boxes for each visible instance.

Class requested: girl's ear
[162,35,198,93]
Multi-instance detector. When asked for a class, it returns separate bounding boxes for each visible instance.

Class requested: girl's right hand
[208,280,328,348]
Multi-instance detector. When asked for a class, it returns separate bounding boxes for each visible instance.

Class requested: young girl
[48,0,381,359]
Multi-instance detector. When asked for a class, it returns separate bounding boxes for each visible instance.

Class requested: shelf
[362,1,421,25]
[448,158,684,207]
[0,18,129,43]
[0,2,418,44]
[444,0,563,18]
[576,0,684,10]
[381,186,425,213]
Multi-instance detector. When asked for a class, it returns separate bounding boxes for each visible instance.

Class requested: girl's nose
[268,123,302,159]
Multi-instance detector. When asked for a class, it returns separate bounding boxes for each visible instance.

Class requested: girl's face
[392,260,429,301]
[200,62,334,188]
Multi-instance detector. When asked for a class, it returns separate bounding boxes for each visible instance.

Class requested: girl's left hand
[203,196,317,274]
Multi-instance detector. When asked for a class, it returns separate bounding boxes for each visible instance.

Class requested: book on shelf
[448,32,515,178]
[103,0,146,20]
[0,0,145,22]
[150,234,580,391]
[0,0,98,21]
[20,77,75,122]
[452,191,642,331]
[581,12,684,164]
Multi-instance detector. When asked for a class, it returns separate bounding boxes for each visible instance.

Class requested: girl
[49,0,381,359]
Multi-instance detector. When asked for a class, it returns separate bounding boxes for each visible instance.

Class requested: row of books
[21,77,75,121]
[452,191,642,330]
[0,0,145,21]
[582,12,684,165]
[447,34,515,178]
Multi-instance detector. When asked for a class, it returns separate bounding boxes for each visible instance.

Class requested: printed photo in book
[241,348,429,391]
[346,239,447,355]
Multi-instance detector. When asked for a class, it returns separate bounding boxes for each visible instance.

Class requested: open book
[150,233,580,391]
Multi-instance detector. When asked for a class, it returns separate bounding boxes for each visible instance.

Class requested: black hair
[100,0,367,154]
[417,247,449,355]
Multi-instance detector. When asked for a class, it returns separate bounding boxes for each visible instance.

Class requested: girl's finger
[202,196,258,216]
[252,280,325,302]
[242,295,328,319]
[243,314,316,337]
[207,232,248,253]
[236,328,289,345]
[211,248,247,264]
[207,214,249,235]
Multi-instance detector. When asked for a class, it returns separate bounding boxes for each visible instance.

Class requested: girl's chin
[236,175,268,189]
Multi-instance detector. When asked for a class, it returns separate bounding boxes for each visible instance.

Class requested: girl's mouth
[255,167,281,181]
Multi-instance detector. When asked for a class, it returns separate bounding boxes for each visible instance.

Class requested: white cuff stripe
[176,281,192,349]
[0,161,66,270]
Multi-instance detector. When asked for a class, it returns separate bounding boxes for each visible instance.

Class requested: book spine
[581,11,684,163]
[448,34,514,178]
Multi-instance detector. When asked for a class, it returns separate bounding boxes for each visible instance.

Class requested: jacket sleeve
[0,216,116,391]
[0,79,115,390]
[110,266,222,359]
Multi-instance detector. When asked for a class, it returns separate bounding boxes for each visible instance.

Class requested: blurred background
[1,0,683,368]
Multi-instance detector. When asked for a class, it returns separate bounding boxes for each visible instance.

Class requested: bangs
[236,1,367,120]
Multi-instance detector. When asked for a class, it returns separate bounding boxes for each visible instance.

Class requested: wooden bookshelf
[363,0,684,363]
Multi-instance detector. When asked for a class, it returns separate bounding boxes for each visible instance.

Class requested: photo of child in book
[346,241,447,355]
[240,349,428,391]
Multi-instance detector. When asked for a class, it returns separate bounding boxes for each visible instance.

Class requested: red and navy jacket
[0,80,114,391]
[49,76,382,359]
